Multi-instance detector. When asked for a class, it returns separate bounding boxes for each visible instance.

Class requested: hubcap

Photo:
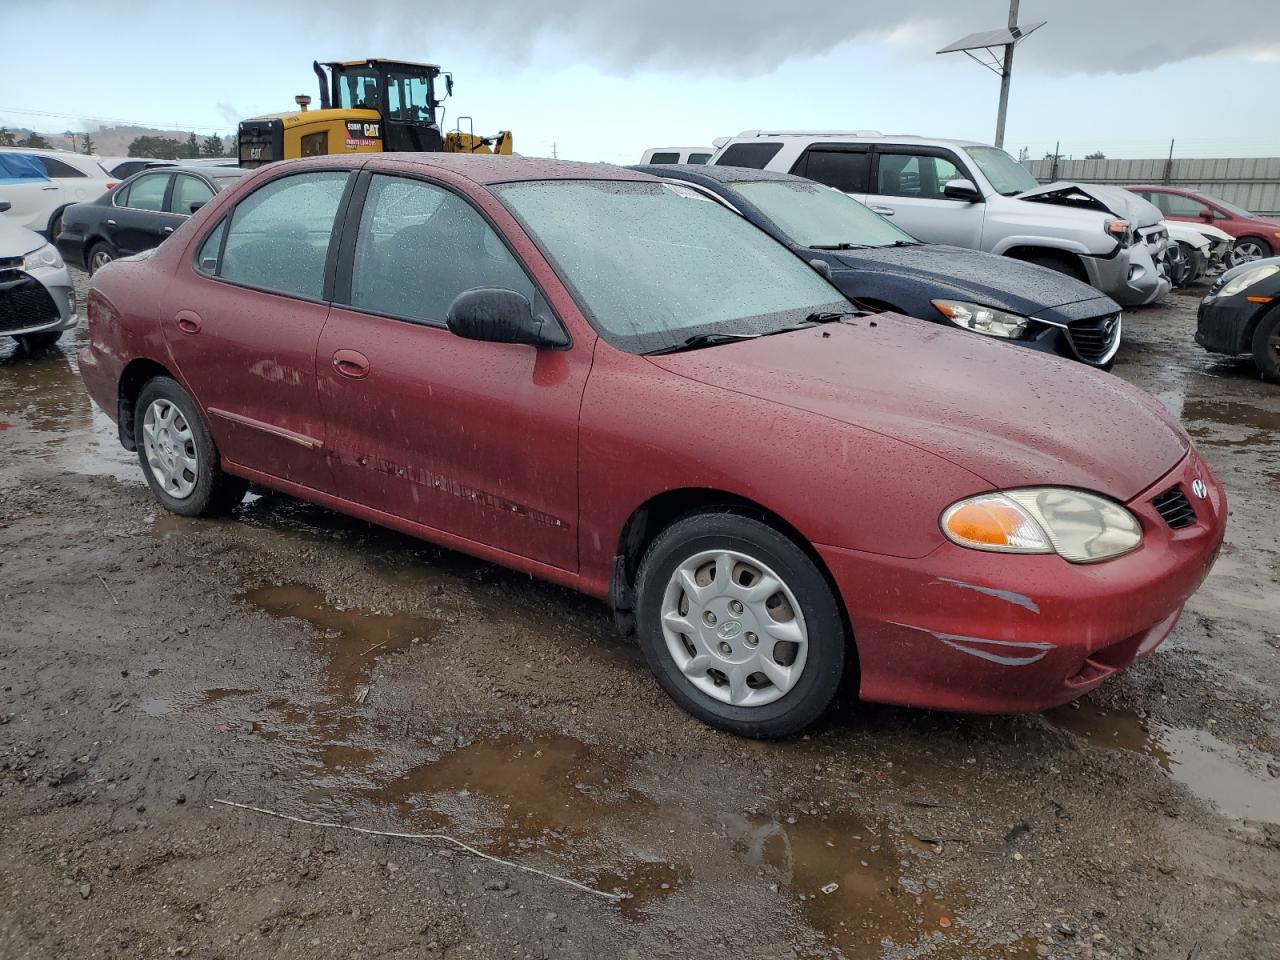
[142,399,199,499]
[1235,241,1266,263]
[660,549,808,708]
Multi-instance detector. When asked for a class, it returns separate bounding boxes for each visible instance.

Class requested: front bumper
[1083,233,1171,307]
[818,449,1225,714]
[1196,292,1267,355]
[0,261,77,338]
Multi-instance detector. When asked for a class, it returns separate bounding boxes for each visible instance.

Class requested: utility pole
[937,2,1044,149]
[552,141,558,160]
[994,0,1019,149]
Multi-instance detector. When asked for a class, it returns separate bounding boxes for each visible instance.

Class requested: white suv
[0,147,117,238]
[710,131,1171,307]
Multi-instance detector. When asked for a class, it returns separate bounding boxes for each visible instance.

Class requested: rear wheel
[634,512,847,738]
[88,241,117,275]
[135,377,247,517]
[1234,236,1273,264]
[1251,308,1280,383]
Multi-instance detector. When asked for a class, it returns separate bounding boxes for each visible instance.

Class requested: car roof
[631,163,805,186]
[365,154,654,186]
[726,130,989,148]
[168,165,247,178]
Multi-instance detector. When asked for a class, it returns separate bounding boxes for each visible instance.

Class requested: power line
[0,106,234,133]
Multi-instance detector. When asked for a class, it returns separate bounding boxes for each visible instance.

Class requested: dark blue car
[632,164,1124,369]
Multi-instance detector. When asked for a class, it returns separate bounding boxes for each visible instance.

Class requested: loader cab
[320,59,447,153]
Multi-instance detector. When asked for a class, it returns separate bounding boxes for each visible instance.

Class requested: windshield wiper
[643,332,760,355]
[886,240,920,247]
[803,310,859,324]
[809,242,868,250]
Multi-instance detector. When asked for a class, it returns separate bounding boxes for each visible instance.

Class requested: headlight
[932,300,1029,339]
[1104,218,1133,247]
[942,488,1142,563]
[1220,264,1279,298]
[22,243,63,271]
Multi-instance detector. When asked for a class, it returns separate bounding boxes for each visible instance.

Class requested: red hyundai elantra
[79,155,1226,737]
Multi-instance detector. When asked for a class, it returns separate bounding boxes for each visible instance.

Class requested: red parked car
[1128,184,1280,264]
[79,155,1226,737]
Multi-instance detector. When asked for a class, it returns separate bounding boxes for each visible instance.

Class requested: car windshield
[1197,192,1257,220]
[733,180,917,249]
[494,179,850,354]
[967,145,1039,196]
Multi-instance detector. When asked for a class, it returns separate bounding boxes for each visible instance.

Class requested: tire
[1234,236,1273,264]
[134,377,247,517]
[88,240,117,275]
[634,511,847,738]
[49,211,64,240]
[15,330,62,350]
[1165,242,1192,287]
[1022,253,1088,283]
[1251,308,1280,383]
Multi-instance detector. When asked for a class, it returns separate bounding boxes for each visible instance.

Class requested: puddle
[1047,702,1279,824]
[1182,398,1278,448]
[727,811,1039,959]
[593,860,691,920]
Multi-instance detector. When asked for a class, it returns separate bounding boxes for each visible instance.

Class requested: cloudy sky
[3,0,1278,162]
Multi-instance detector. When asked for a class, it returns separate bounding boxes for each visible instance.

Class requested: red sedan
[79,155,1226,737]
[1128,184,1280,264]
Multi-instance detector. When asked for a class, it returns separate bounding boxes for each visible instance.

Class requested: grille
[1152,485,1197,529]
[0,271,60,333]
[1066,314,1121,364]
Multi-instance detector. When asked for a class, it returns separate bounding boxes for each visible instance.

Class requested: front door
[867,148,986,249]
[317,172,589,571]
[161,169,353,490]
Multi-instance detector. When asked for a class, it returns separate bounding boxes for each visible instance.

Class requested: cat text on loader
[238,59,513,168]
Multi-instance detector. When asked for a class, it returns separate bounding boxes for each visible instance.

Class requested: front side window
[734,181,917,249]
[120,174,170,211]
[170,175,214,215]
[965,146,1039,196]
[350,174,535,324]
[875,153,966,200]
[495,179,848,354]
[386,71,435,122]
[219,172,349,299]
[687,153,712,165]
[1159,191,1212,218]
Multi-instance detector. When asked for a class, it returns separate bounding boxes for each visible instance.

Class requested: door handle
[332,349,370,380]
[162,226,175,234]
[105,219,117,226]
[175,310,202,335]
[870,205,896,216]
[41,186,59,191]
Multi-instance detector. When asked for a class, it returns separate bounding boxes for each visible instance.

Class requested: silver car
[0,199,77,349]
[711,131,1172,307]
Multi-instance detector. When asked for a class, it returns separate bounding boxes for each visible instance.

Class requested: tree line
[0,127,236,158]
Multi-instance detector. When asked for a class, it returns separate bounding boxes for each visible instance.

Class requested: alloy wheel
[91,249,114,272]
[1234,240,1268,264]
[142,399,199,499]
[660,549,808,707]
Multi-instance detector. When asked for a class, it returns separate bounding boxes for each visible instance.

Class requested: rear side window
[687,153,711,165]
[792,148,869,193]
[170,175,214,215]
[649,152,680,164]
[196,218,227,275]
[220,171,349,299]
[119,174,170,211]
[714,142,783,170]
[349,174,535,324]
[37,156,87,178]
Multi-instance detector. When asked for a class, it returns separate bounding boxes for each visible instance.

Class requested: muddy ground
[1,271,1277,960]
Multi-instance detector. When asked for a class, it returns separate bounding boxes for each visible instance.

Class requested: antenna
[936,0,1045,148]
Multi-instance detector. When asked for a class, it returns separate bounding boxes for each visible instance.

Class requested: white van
[639,147,715,165]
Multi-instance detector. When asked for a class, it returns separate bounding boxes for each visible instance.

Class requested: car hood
[647,316,1188,502]
[826,243,1111,314]
[1019,181,1164,228]
[1165,222,1212,248]
[0,213,47,258]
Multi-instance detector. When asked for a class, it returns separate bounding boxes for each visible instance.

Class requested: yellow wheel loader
[238,59,512,168]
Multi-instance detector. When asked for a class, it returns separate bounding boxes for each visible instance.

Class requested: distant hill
[0,124,236,158]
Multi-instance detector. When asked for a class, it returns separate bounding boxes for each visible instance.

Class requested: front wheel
[1252,308,1280,383]
[634,512,847,738]
[1234,236,1273,264]
[135,377,247,516]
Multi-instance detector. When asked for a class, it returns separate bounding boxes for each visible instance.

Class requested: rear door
[317,171,589,570]
[161,168,353,490]
[107,172,177,255]
[867,147,985,247]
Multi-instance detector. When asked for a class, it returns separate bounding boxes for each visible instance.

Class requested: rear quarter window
[714,142,784,170]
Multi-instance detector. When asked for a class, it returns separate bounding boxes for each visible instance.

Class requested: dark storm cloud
[362,0,1279,76]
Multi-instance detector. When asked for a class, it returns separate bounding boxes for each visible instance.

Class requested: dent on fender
[889,621,1055,666]
[931,576,1041,614]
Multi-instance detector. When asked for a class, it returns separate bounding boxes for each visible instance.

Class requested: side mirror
[808,258,833,280]
[1199,209,1215,222]
[189,200,207,214]
[943,179,982,203]
[0,199,10,214]
[446,288,567,348]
